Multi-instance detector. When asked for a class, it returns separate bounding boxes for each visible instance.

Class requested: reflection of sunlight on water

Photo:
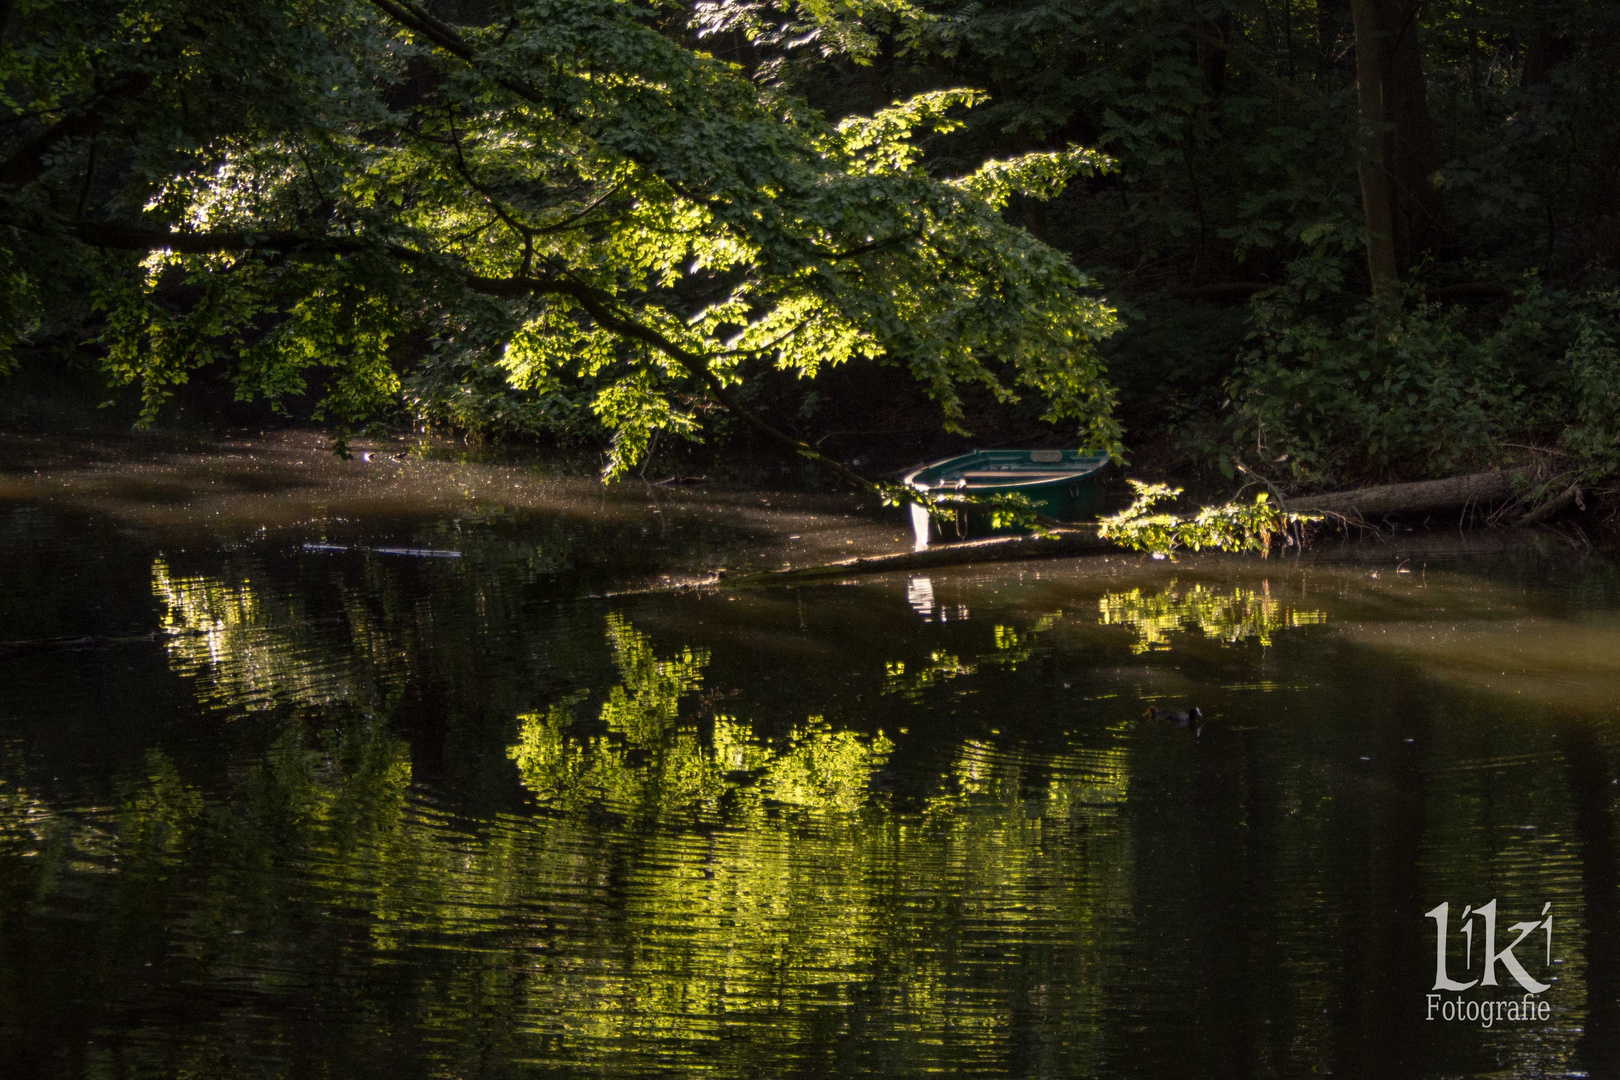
[907,576,935,618]
[1097,580,1327,652]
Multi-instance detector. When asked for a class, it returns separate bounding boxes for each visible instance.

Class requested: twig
[1230,456,1290,504]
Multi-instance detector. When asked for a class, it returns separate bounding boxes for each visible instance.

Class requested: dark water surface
[3,492,1620,1079]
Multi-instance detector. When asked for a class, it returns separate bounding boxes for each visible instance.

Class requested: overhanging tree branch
[463,267,880,491]
[66,220,1081,528]
[64,218,885,494]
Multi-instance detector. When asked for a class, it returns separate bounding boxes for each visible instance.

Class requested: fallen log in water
[725,529,1113,586]
[1282,468,1541,520]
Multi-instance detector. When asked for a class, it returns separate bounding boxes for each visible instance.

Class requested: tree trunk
[1349,0,1446,299]
[1380,0,1446,263]
[1350,0,1400,300]
[1282,468,1540,518]
[1200,10,1230,100]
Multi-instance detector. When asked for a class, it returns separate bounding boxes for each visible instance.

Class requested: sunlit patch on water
[1337,615,1620,712]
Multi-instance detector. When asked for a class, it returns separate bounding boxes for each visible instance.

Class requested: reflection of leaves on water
[153,558,270,702]
[1097,581,1326,653]
[6,653,1149,1077]
[151,559,381,712]
[983,612,1061,671]
[508,616,891,816]
[882,613,1063,699]
[882,652,976,699]
[599,613,707,748]
[505,697,601,810]
[765,720,894,813]
[116,750,204,870]
[929,740,1131,819]
[1,713,412,924]
[0,759,89,901]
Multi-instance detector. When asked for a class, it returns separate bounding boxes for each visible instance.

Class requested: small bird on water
[1147,705,1204,735]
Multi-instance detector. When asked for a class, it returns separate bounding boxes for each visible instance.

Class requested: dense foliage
[2,0,1619,496]
[1227,276,1620,489]
[0,0,1119,473]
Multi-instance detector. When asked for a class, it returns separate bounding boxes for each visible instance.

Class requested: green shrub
[1224,268,1620,491]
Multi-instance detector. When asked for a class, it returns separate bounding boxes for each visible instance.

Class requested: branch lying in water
[722,529,1114,586]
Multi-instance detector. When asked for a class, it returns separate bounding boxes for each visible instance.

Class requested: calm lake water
[3,464,1620,1078]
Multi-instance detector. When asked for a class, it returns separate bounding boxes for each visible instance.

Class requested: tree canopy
[1,0,1120,473]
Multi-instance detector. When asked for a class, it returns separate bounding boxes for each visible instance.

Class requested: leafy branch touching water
[1097,481,1319,558]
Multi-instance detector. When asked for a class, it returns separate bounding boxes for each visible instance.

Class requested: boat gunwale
[903,450,1110,492]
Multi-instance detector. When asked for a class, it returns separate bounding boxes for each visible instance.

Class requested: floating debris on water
[301,542,462,558]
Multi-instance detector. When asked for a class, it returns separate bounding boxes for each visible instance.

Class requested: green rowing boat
[902,449,1111,546]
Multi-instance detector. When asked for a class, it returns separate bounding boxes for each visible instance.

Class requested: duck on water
[1147,706,1204,735]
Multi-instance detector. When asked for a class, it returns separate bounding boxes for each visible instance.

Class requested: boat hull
[903,450,1110,545]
